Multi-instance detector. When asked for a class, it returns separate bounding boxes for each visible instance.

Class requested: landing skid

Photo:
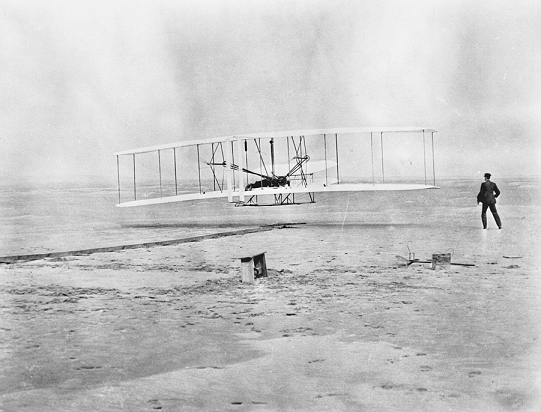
[235,192,316,207]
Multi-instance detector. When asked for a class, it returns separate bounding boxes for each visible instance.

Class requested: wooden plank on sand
[0,226,275,264]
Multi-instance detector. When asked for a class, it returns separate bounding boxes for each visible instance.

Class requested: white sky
[1,0,540,184]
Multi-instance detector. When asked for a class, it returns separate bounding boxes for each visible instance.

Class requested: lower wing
[116,183,438,207]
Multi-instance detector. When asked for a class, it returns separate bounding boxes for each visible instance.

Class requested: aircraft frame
[114,127,438,207]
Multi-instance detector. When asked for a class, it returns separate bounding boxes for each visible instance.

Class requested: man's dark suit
[477,180,502,229]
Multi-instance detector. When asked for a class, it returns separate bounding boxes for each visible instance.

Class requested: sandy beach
[1,199,540,412]
[2,0,540,409]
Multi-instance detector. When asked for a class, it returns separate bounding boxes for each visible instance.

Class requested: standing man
[477,173,502,229]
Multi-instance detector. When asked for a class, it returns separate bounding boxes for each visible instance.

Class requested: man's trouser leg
[489,204,502,228]
[481,203,488,229]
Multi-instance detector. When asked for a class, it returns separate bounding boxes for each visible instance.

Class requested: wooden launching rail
[0,226,278,264]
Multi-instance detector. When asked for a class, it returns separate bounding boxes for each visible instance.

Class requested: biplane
[114,127,438,207]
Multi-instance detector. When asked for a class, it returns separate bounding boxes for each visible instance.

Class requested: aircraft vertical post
[173,148,178,196]
[270,138,275,176]
[224,137,233,202]
[323,134,328,186]
[211,144,216,192]
[335,133,340,184]
[158,150,162,198]
[432,132,436,186]
[116,155,121,204]
[231,141,236,192]
[132,154,137,201]
[423,130,427,185]
[244,140,249,179]
[380,132,385,184]
[236,137,245,202]
[371,132,375,185]
[302,135,307,159]
[197,145,202,194]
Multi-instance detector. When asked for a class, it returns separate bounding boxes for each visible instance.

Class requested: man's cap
[484,173,491,178]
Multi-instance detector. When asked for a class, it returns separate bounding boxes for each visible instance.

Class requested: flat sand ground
[1,220,540,411]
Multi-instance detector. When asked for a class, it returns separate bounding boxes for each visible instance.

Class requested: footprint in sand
[75,365,102,370]
[148,399,163,409]
[193,366,224,370]
[316,393,347,398]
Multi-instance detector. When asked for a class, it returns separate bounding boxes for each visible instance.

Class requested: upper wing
[234,127,437,139]
[115,127,438,156]
[114,135,231,156]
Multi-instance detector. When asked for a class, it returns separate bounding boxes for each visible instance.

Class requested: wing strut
[224,138,233,202]
[158,150,162,198]
[370,132,375,185]
[254,139,269,177]
[231,140,236,191]
[270,138,275,176]
[303,136,308,167]
[432,132,436,186]
[423,130,427,185]
[323,134,328,186]
[288,137,306,186]
[259,139,263,179]
[174,148,178,196]
[209,143,226,192]
[380,132,385,184]
[116,155,121,204]
[244,140,249,181]
[284,156,310,179]
[197,144,202,194]
[335,133,340,185]
[132,154,137,201]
